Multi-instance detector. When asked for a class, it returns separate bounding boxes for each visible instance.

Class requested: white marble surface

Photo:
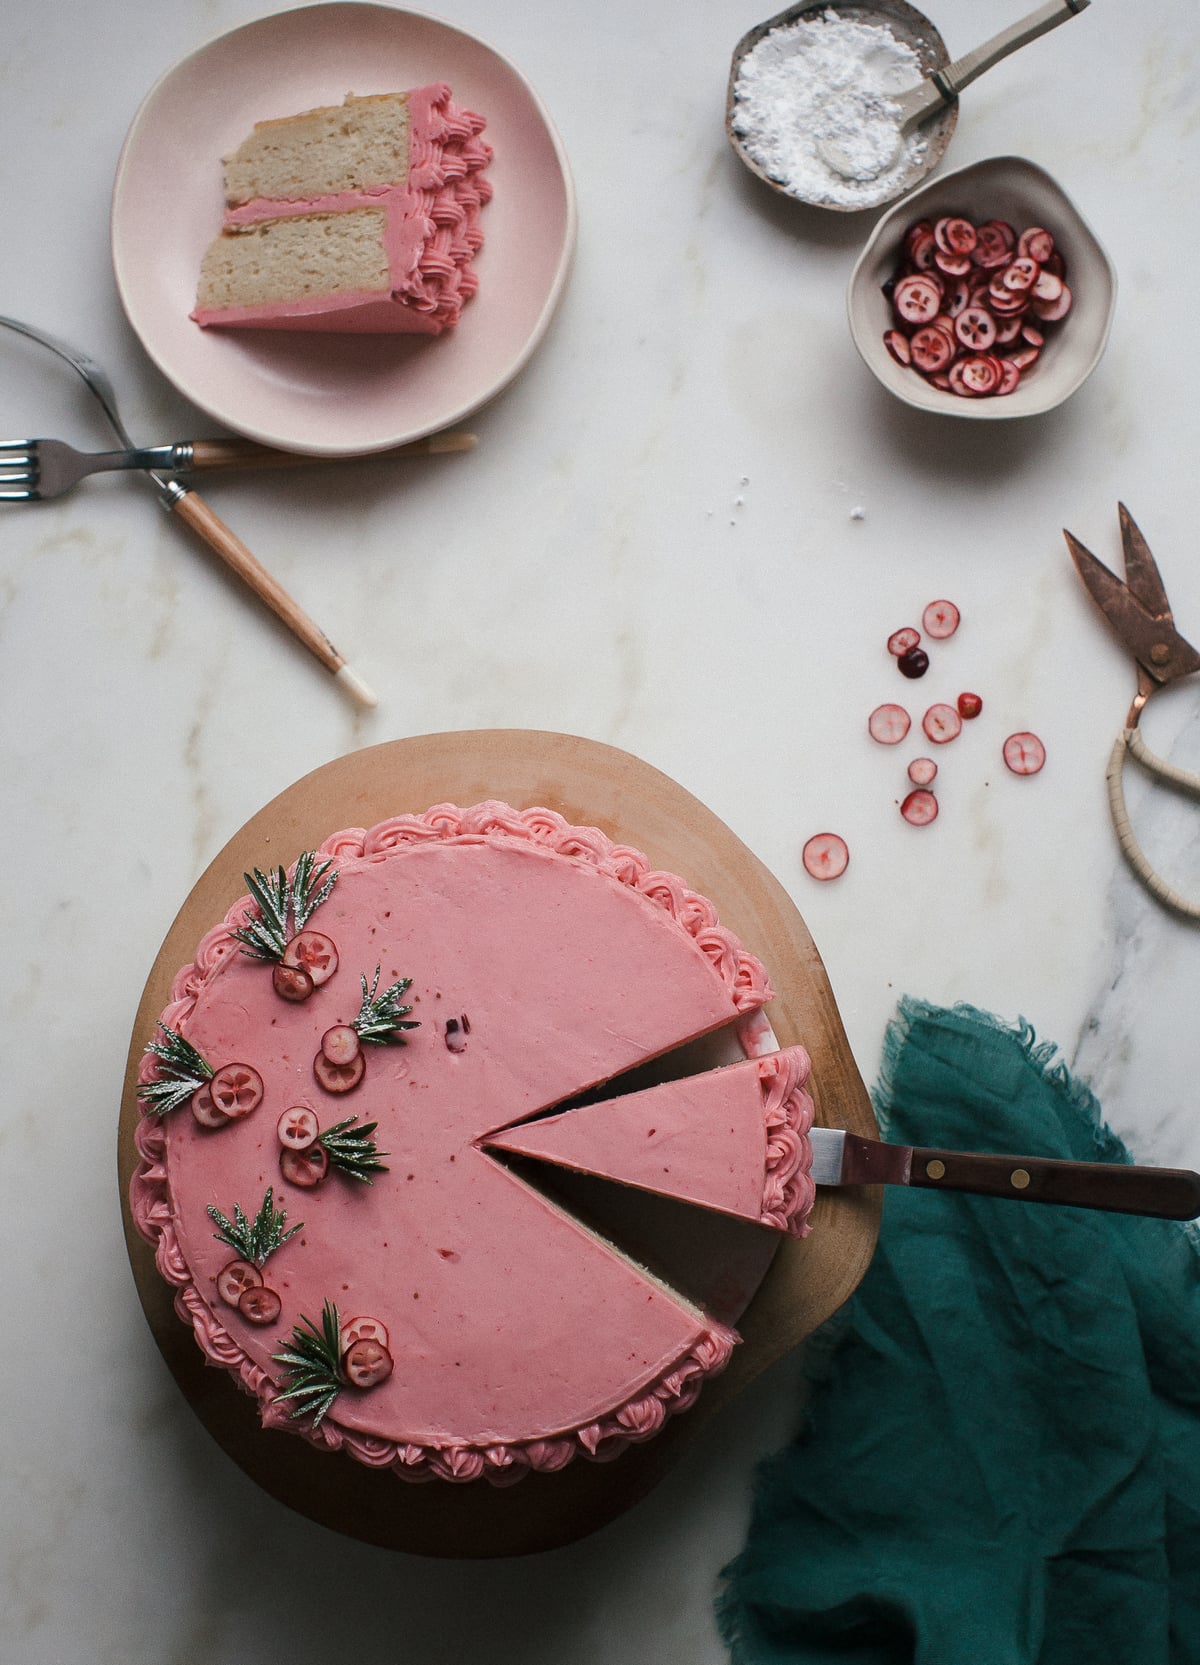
[4,0,1200,1657]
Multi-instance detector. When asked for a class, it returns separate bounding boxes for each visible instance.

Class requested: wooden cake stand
[118,730,881,1556]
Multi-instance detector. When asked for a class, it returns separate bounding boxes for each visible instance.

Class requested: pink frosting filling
[130,803,770,1484]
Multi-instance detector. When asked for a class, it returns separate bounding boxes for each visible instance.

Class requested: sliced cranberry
[934,248,972,278]
[342,1315,390,1350]
[272,962,314,1003]
[282,930,339,988]
[908,756,938,786]
[1003,731,1046,775]
[904,218,934,259]
[910,231,938,271]
[444,1017,468,1054]
[321,1024,361,1067]
[897,646,929,679]
[957,354,1001,396]
[191,1083,230,1129]
[277,1105,320,1151]
[280,1141,330,1188]
[945,277,970,318]
[900,789,939,826]
[343,1337,394,1389]
[893,274,942,325]
[973,220,1015,268]
[1021,322,1045,348]
[910,325,955,374]
[1018,226,1056,264]
[923,703,962,744]
[238,1285,282,1325]
[1009,345,1041,371]
[954,307,997,351]
[210,1063,264,1119]
[935,216,976,257]
[217,1258,263,1307]
[994,315,1024,346]
[887,626,921,657]
[1031,283,1072,322]
[868,703,911,745]
[883,329,911,367]
[957,691,983,719]
[1002,257,1039,292]
[1032,269,1064,304]
[996,360,1021,395]
[802,832,849,881]
[313,1049,366,1095]
[922,599,960,639]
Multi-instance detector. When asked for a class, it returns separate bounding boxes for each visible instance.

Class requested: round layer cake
[130,800,805,1485]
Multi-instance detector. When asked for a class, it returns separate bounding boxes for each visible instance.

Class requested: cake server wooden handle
[909,1145,1200,1219]
[185,432,477,472]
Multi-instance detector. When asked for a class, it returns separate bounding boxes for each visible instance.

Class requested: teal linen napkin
[717,998,1200,1665]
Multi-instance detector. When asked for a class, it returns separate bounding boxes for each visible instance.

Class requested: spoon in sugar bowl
[727,0,1091,212]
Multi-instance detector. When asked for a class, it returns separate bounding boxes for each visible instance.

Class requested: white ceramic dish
[847,155,1116,419]
[111,3,576,455]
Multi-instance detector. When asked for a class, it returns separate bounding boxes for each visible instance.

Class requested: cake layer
[222,91,415,205]
[485,1048,817,1236]
[130,803,772,1483]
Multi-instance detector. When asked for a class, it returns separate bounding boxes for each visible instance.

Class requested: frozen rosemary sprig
[354,967,419,1045]
[208,1187,302,1267]
[233,852,337,962]
[318,1118,389,1184]
[139,1023,214,1118]
[273,1299,343,1427]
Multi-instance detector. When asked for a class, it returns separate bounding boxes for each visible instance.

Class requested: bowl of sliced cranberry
[847,155,1116,417]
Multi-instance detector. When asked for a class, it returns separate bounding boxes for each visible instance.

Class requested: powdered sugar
[731,10,929,209]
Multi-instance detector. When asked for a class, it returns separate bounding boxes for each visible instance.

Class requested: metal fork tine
[0,488,37,501]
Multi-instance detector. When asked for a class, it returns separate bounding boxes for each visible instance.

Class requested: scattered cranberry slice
[957,691,983,719]
[1003,731,1046,775]
[923,703,963,744]
[238,1285,282,1326]
[908,757,938,786]
[312,1049,366,1095]
[342,1315,390,1350]
[277,1106,320,1151]
[272,962,314,1003]
[343,1337,395,1389]
[887,627,920,657]
[210,1063,264,1120]
[191,1083,230,1129]
[282,930,339,988]
[897,646,929,679]
[217,1258,263,1307]
[321,1024,361,1067]
[868,703,911,745]
[901,789,939,826]
[802,832,849,881]
[922,599,960,639]
[280,1142,331,1188]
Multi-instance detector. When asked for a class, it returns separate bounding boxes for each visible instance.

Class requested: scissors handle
[1105,729,1200,919]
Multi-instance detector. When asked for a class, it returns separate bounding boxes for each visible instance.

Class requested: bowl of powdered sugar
[727,0,957,212]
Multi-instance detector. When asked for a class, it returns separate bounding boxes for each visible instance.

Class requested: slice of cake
[192,88,492,334]
[130,803,778,1485]
[484,1048,817,1236]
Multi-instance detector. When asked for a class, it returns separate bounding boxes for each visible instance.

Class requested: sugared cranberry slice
[282,930,339,988]
[897,646,929,679]
[1003,731,1046,775]
[343,1337,395,1389]
[210,1063,264,1119]
[280,1142,330,1188]
[277,1106,320,1151]
[342,1315,390,1350]
[321,1025,361,1067]
[238,1285,282,1325]
[272,962,315,1003]
[217,1258,263,1307]
[900,789,939,826]
[922,599,960,639]
[923,703,963,744]
[312,1049,366,1095]
[868,703,911,745]
[191,1083,230,1129]
[957,691,983,719]
[887,627,920,658]
[802,832,849,881]
[907,756,938,786]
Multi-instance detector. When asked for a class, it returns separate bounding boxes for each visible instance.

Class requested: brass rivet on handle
[1010,1168,1031,1190]
[1150,642,1171,666]
[925,1159,946,1180]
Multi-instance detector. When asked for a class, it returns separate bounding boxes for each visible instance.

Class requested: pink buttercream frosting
[130,803,768,1483]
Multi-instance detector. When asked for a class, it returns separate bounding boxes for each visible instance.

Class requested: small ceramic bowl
[847,155,1117,418]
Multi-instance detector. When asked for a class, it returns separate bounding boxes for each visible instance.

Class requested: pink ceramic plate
[111,4,576,455]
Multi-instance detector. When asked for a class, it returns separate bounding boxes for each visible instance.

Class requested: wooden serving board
[118,729,881,1556]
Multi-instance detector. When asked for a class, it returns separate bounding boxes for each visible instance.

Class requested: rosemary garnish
[273,1299,344,1427]
[318,1118,389,1184]
[208,1187,302,1267]
[138,1022,214,1117]
[233,851,337,962]
[354,967,419,1045]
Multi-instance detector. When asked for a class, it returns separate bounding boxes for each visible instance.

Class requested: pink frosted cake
[130,802,812,1486]
[192,88,492,334]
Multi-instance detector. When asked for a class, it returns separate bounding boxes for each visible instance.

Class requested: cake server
[810,1126,1200,1220]
[0,314,376,707]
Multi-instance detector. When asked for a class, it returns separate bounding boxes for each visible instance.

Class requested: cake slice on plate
[483,1048,817,1237]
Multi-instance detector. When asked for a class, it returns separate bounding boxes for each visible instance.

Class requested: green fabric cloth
[717,998,1200,1665]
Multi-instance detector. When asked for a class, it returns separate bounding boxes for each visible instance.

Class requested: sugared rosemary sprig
[354,967,419,1044]
[233,851,337,962]
[208,1187,302,1267]
[272,1299,343,1427]
[317,1118,389,1184]
[139,1023,213,1117]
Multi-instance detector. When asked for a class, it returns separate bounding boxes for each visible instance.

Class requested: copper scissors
[1064,504,1200,918]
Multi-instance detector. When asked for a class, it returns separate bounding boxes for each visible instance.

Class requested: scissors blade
[1118,502,1172,620]
[1065,526,1200,686]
